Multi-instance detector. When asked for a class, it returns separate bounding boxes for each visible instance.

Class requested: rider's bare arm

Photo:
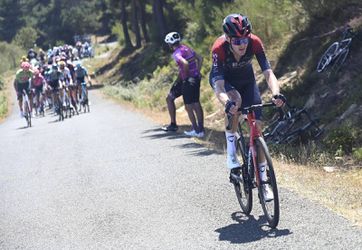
[263,69,279,96]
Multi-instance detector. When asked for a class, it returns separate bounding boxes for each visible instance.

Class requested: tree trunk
[152,0,167,44]
[137,0,150,43]
[131,0,142,48]
[121,0,133,49]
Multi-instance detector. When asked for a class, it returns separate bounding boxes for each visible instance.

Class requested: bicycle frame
[245,111,262,186]
[244,104,275,187]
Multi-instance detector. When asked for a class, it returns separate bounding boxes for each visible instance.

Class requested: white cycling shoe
[262,184,274,202]
[184,130,204,138]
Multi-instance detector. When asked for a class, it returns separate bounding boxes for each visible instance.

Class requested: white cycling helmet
[164,32,181,45]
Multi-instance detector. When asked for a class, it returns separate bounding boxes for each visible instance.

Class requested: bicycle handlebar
[226,102,276,130]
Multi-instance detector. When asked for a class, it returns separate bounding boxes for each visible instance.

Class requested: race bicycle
[263,104,323,145]
[229,103,280,228]
[316,27,357,74]
[22,89,32,127]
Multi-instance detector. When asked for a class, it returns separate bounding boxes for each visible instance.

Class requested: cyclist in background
[27,48,37,61]
[58,61,73,107]
[47,64,63,113]
[162,32,204,137]
[209,14,285,200]
[74,61,92,107]
[14,62,33,117]
[31,68,46,115]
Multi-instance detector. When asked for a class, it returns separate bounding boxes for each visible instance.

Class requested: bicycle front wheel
[234,127,253,215]
[256,137,280,228]
[24,99,32,127]
[316,42,339,73]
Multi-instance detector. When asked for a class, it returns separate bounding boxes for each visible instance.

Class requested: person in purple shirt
[162,32,205,138]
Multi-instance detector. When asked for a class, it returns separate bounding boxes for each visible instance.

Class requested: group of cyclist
[164,14,286,201]
[14,43,92,119]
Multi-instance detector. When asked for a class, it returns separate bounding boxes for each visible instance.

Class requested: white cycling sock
[225,131,237,155]
[258,161,268,182]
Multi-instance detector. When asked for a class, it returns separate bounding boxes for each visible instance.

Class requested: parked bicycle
[22,89,32,127]
[263,104,323,145]
[229,103,280,228]
[316,27,358,74]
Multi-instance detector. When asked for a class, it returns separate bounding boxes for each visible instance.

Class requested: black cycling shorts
[48,80,60,90]
[182,77,201,105]
[209,79,262,119]
[169,79,183,100]
[16,82,30,100]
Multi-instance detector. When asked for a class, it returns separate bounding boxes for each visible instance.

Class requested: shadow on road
[215,212,292,244]
[142,126,223,157]
[141,127,189,140]
[16,125,30,130]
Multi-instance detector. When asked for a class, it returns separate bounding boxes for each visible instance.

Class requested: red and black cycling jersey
[209,34,271,86]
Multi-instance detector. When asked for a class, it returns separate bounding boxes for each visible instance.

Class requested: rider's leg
[166,80,182,127]
[166,93,177,125]
[184,104,198,132]
[225,89,242,170]
[193,102,204,133]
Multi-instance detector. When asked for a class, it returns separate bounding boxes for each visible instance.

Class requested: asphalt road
[1,89,361,249]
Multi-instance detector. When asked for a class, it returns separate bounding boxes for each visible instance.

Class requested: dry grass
[275,161,362,227]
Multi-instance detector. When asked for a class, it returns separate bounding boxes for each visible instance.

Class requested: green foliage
[324,127,356,154]
[0,0,24,42]
[352,147,362,162]
[297,0,361,19]
[0,92,7,118]
[13,26,39,49]
[0,75,4,90]
[0,42,25,74]
[111,22,125,46]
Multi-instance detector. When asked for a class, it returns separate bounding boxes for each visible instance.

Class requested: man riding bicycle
[74,61,92,107]
[209,14,285,201]
[14,61,34,118]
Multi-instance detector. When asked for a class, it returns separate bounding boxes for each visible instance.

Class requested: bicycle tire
[234,127,253,215]
[256,137,280,228]
[330,48,349,73]
[57,97,64,121]
[316,42,339,73]
[24,99,32,127]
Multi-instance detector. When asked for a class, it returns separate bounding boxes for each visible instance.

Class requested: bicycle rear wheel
[256,137,279,228]
[234,125,253,215]
[316,42,339,73]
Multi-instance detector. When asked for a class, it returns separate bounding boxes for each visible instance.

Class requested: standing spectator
[162,32,204,138]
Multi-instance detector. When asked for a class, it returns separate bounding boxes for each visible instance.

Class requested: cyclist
[209,14,285,201]
[74,61,92,107]
[47,64,63,113]
[27,48,37,61]
[162,32,204,137]
[31,68,46,115]
[14,61,33,117]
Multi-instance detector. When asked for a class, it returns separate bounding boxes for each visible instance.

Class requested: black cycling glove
[225,100,236,115]
[273,94,287,103]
